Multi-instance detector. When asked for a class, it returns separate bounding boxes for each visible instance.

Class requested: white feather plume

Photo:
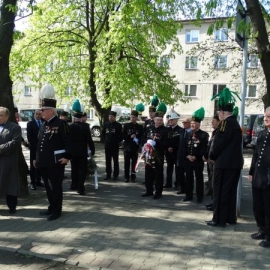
[40,83,55,99]
[63,104,70,112]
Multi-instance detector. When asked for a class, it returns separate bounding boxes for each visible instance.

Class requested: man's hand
[248,175,252,182]
[59,158,69,165]
[33,160,37,168]
[168,147,173,153]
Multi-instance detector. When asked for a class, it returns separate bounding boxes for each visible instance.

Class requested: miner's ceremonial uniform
[143,123,168,198]
[102,112,122,180]
[209,116,243,226]
[164,123,183,188]
[123,118,144,182]
[249,128,270,244]
[184,129,209,201]
[35,115,71,219]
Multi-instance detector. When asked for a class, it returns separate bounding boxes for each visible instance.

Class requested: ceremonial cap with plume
[192,107,205,123]
[40,83,57,108]
[135,103,145,115]
[71,99,83,118]
[149,94,159,112]
[155,102,167,118]
[211,87,241,112]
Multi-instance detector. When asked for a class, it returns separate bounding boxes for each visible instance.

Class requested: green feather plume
[192,107,205,121]
[232,106,239,117]
[72,99,81,113]
[156,102,167,114]
[150,94,159,107]
[211,87,241,108]
[135,103,145,113]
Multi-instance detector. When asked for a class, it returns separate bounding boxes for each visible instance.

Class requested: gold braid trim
[220,120,226,132]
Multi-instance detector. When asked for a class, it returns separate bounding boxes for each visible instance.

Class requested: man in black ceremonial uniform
[142,107,168,199]
[34,84,71,221]
[207,88,243,227]
[102,111,122,180]
[249,107,270,248]
[123,110,144,183]
[183,107,209,203]
[27,109,44,190]
[164,112,183,188]
[144,105,156,130]
[69,99,95,195]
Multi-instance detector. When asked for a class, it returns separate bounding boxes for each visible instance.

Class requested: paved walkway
[0,144,269,270]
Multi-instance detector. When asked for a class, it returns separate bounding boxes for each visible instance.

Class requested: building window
[186,30,199,43]
[65,86,72,96]
[248,55,259,68]
[24,86,31,96]
[159,56,170,67]
[184,85,197,97]
[212,84,226,96]
[214,55,227,69]
[214,28,228,42]
[89,109,94,120]
[185,56,198,69]
[246,85,257,98]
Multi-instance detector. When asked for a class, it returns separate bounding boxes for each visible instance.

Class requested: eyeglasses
[182,121,189,124]
[41,108,50,112]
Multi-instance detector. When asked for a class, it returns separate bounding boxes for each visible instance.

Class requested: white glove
[133,138,139,144]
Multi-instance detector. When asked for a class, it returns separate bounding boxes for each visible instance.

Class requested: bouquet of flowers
[135,139,156,171]
[87,156,98,177]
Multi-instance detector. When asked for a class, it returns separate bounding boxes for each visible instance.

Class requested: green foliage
[11,0,201,112]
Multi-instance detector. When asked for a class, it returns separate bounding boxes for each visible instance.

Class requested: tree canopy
[11,0,204,115]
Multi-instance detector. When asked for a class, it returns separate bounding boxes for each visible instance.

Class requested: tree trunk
[0,0,29,196]
[245,0,270,109]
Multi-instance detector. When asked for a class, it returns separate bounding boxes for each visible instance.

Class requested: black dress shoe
[141,193,153,197]
[77,191,85,195]
[36,182,45,187]
[69,186,77,190]
[205,203,213,208]
[206,206,213,211]
[182,197,192,202]
[153,194,162,199]
[206,220,225,227]
[251,231,266,240]
[9,209,16,214]
[104,177,111,180]
[30,184,36,190]
[47,214,61,221]
[174,186,179,190]
[259,239,270,248]
[177,190,185,194]
[39,210,52,216]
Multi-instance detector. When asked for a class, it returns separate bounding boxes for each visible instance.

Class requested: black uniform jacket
[143,125,168,157]
[102,121,122,149]
[249,128,270,189]
[184,129,209,167]
[69,121,95,158]
[166,125,183,155]
[27,119,41,154]
[144,119,154,130]
[209,115,243,169]
[204,128,218,160]
[177,129,192,167]
[123,122,144,152]
[35,116,72,168]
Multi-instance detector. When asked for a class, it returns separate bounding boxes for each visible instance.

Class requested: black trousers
[6,195,17,210]
[105,147,119,178]
[124,151,138,180]
[176,166,186,192]
[185,164,204,199]
[165,153,179,187]
[145,157,164,195]
[252,186,270,237]
[30,152,41,185]
[39,166,65,215]
[71,157,88,193]
[212,168,241,225]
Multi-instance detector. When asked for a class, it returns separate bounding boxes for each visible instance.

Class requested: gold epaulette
[220,120,227,132]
